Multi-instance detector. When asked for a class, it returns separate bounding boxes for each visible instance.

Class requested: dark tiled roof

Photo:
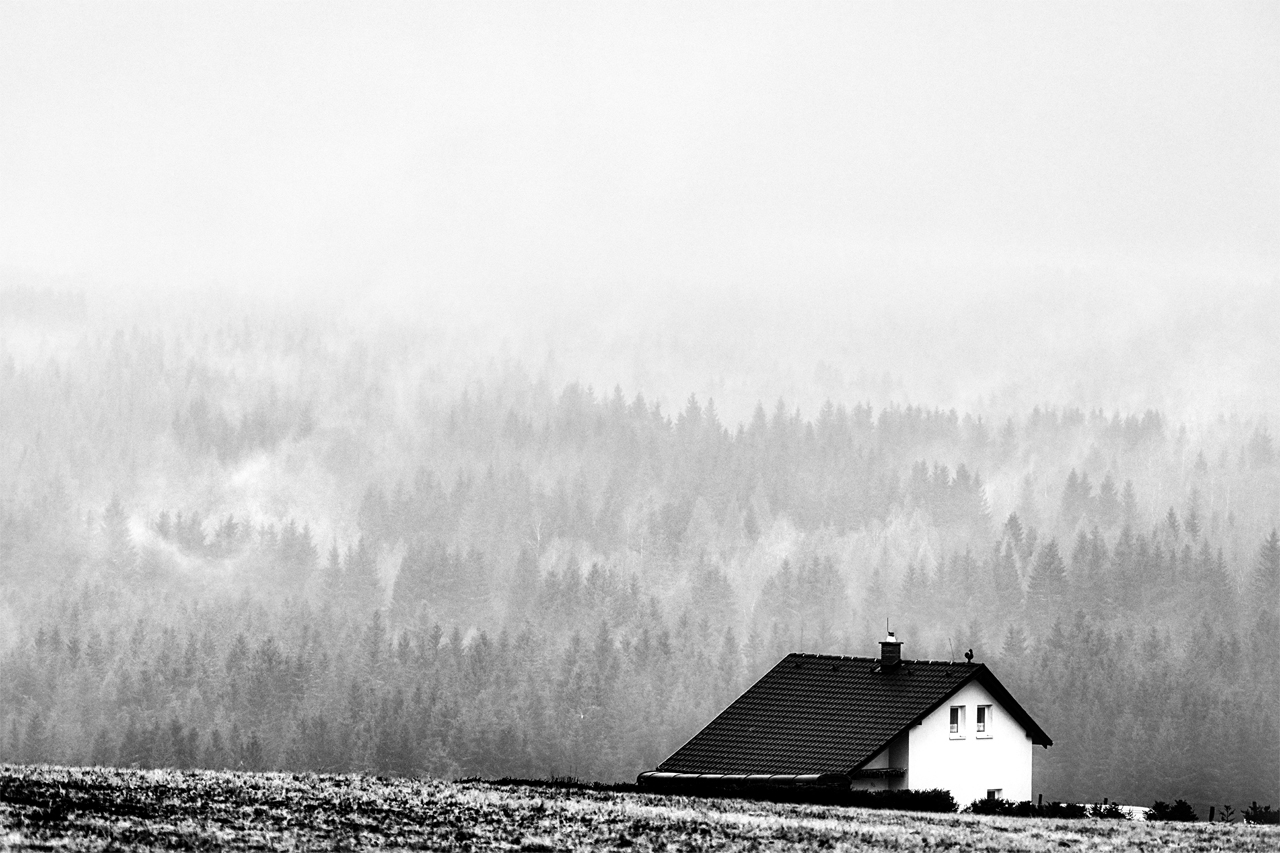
[657,653,1051,775]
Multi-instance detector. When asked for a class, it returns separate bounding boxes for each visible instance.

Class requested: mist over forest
[0,278,1276,809]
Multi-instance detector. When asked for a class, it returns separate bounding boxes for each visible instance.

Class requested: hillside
[0,306,1277,806]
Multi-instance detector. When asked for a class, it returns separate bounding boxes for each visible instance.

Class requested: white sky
[1,2,1276,303]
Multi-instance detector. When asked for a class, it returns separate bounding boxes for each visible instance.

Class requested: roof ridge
[912,658,982,666]
[785,652,981,666]
[785,653,872,662]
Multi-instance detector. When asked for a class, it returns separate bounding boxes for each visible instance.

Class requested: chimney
[880,631,902,668]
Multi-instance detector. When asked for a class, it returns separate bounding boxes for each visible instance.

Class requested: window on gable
[976,704,992,736]
[949,705,965,738]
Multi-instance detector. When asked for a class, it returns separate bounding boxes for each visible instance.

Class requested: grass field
[2,764,1276,851]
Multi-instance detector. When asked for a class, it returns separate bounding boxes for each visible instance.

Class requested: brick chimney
[880,631,903,668]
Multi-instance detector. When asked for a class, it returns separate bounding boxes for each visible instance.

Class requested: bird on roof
[964,649,974,663]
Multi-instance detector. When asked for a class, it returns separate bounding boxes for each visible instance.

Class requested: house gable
[908,679,1037,804]
[902,666,1052,750]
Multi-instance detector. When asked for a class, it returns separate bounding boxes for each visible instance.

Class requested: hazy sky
[1,2,1276,304]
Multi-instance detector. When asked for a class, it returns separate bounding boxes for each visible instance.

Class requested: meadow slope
[1,765,1276,852]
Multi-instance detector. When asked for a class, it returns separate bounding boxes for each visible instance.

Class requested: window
[976,705,992,737]
[949,705,965,738]
[987,788,1003,800]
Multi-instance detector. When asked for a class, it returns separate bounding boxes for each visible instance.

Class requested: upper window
[949,705,965,738]
[976,704,992,736]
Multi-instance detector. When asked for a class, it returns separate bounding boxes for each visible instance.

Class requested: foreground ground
[1,765,1275,852]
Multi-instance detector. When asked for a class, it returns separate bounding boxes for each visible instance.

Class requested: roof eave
[973,665,1053,747]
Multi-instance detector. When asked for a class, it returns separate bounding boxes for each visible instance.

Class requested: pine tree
[1248,427,1275,468]
[990,540,1023,614]
[1251,530,1280,616]
[102,494,137,578]
[342,537,382,608]
[1028,538,1067,615]
[899,560,928,612]
[1062,469,1085,525]
[391,540,430,611]
[865,551,889,620]
[1083,527,1110,613]
[1003,512,1025,551]
[322,542,343,596]
[1001,623,1028,659]
[505,546,540,622]
[997,417,1019,460]
[1116,480,1138,525]
[1183,489,1203,541]
[1069,530,1092,609]
[1096,474,1121,528]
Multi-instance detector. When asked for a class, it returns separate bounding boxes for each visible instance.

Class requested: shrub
[1148,800,1198,822]
[964,798,1087,819]
[1088,802,1128,820]
[1243,802,1278,825]
[842,788,957,813]
[476,777,641,794]
[966,796,1012,815]
[634,777,957,813]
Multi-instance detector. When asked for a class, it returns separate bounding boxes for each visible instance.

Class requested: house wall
[906,681,1033,806]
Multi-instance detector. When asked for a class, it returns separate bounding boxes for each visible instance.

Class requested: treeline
[0,318,1278,808]
[1,594,740,784]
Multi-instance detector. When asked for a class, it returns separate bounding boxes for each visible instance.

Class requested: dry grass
[1,764,1276,851]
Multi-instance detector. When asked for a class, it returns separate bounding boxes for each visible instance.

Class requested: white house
[638,633,1051,806]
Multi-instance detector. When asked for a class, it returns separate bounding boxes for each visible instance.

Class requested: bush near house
[492,777,958,813]
[1148,799,1199,821]
[640,783,958,812]
[732,785,958,812]
[966,798,1087,818]
[1088,802,1129,819]
[842,788,957,813]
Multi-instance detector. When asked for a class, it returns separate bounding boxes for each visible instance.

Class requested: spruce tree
[1252,530,1280,615]
[1028,538,1067,616]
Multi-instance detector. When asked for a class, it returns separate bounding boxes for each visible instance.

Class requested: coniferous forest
[0,287,1277,811]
